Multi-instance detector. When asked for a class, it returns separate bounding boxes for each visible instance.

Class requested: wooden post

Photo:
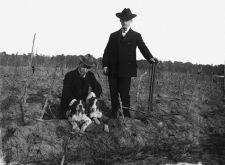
[136,71,147,104]
[224,61,225,101]
[19,33,37,125]
[29,33,36,68]
[210,64,213,93]
[118,93,125,126]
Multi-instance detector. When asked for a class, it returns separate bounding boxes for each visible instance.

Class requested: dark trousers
[108,75,131,118]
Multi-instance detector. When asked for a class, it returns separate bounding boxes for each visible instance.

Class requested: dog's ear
[81,100,85,103]
[86,97,94,106]
[97,99,110,114]
[69,100,78,114]
[90,97,96,103]
[95,99,100,107]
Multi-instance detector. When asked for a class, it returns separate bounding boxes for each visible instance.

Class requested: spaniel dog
[87,97,109,132]
[66,100,92,133]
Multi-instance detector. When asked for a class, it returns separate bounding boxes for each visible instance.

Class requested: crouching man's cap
[116,8,137,21]
[79,54,97,68]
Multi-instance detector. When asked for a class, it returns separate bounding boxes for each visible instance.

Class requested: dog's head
[68,100,85,117]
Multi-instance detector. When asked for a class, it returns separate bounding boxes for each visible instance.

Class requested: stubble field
[0,65,224,165]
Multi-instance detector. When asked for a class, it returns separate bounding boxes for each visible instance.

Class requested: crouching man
[60,54,102,133]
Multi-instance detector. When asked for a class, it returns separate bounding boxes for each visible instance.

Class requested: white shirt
[121,26,131,37]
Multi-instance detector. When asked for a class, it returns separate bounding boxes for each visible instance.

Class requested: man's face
[120,19,132,29]
[78,63,90,77]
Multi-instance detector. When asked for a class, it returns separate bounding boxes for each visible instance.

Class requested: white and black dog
[87,97,109,132]
[66,100,92,133]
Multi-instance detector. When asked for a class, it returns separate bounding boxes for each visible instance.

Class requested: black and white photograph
[0,0,224,164]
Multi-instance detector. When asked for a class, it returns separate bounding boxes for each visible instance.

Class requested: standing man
[102,8,158,119]
[60,54,102,119]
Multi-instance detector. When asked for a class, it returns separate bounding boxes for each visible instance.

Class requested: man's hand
[103,67,108,75]
[69,99,77,106]
[148,57,159,64]
[68,99,77,115]
[86,92,96,103]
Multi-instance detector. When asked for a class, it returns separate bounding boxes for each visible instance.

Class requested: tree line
[0,52,223,75]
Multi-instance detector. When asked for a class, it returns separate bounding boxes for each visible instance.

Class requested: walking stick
[105,74,110,101]
[148,63,157,112]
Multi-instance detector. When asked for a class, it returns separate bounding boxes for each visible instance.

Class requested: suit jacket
[102,28,153,77]
[60,68,102,118]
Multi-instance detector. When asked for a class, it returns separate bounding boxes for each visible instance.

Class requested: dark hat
[79,54,97,68]
[116,8,137,21]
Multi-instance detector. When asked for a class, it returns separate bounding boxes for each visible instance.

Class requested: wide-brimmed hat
[79,54,97,68]
[116,8,137,21]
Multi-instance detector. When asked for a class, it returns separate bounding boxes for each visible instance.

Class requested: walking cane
[148,63,157,112]
[105,74,110,101]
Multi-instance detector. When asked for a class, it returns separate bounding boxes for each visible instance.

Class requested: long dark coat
[60,68,102,119]
[102,28,153,77]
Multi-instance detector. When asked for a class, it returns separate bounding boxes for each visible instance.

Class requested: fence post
[224,61,225,101]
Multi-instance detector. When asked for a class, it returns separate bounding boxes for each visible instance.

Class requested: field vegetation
[0,53,224,165]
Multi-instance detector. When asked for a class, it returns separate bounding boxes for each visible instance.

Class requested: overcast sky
[0,0,224,65]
